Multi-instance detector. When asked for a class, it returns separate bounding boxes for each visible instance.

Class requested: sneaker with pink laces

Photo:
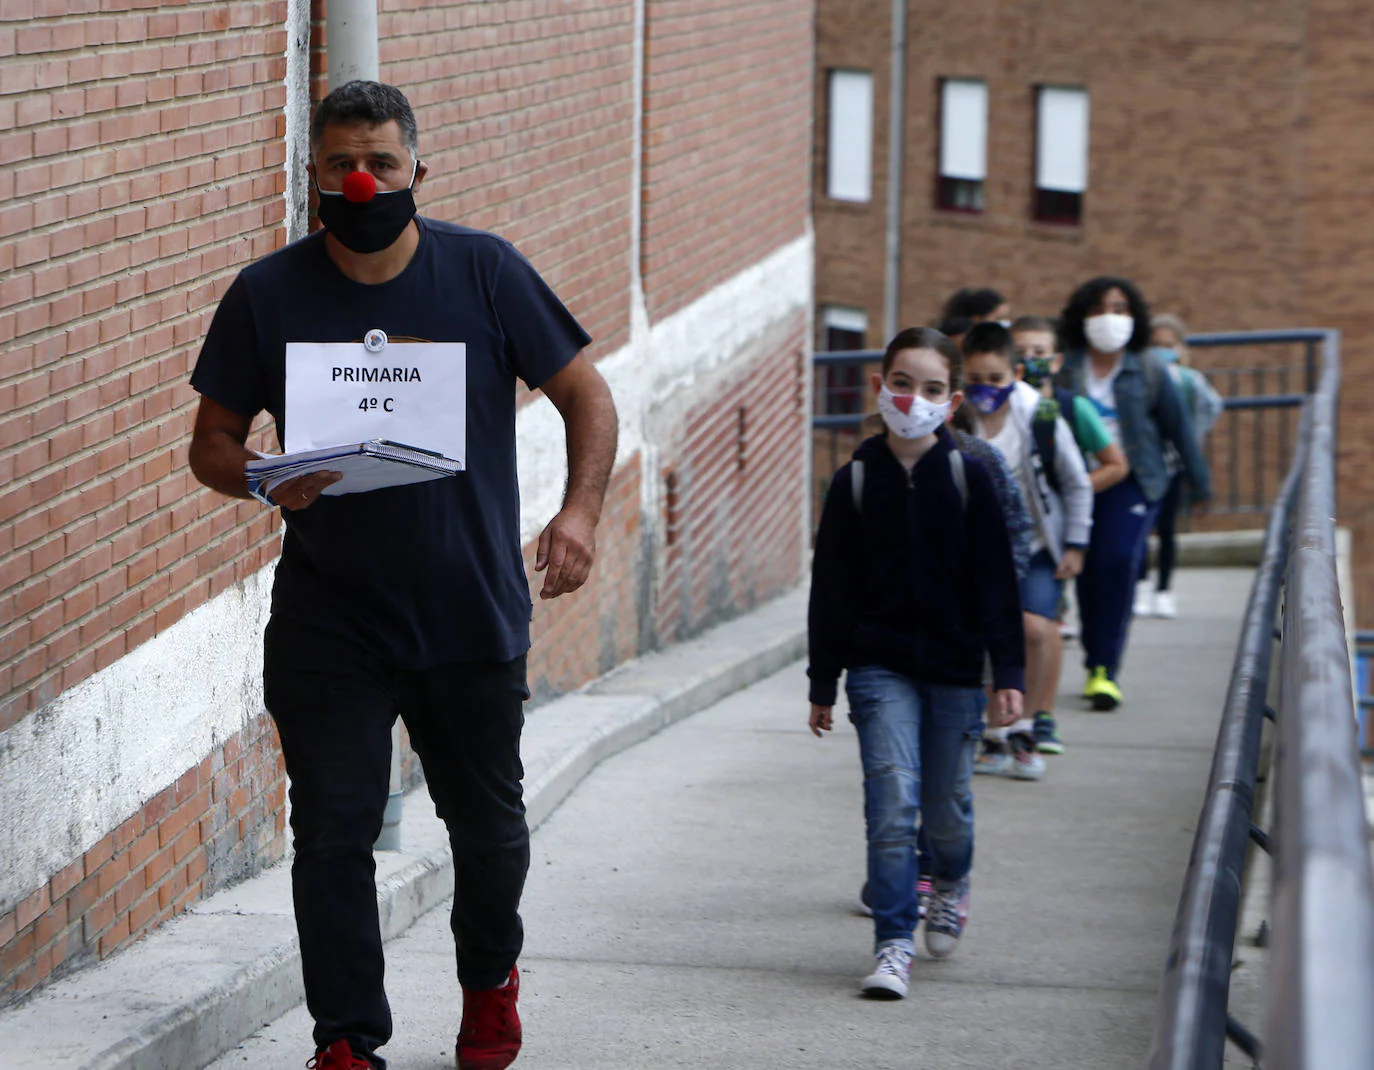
[456,965,522,1070]
[307,1039,373,1069]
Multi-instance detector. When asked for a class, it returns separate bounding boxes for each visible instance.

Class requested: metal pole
[322,0,401,851]
[881,0,907,343]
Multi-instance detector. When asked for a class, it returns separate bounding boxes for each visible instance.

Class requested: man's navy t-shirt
[190,218,591,669]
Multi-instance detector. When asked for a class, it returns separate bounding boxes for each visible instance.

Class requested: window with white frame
[1034,85,1089,224]
[820,307,868,415]
[826,70,873,203]
[937,78,987,213]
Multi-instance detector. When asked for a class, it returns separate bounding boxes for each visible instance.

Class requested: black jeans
[263,616,531,1065]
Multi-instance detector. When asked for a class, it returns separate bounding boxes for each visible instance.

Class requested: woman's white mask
[1084,313,1135,355]
[876,384,950,439]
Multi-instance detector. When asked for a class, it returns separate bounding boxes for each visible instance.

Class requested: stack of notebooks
[246,439,463,501]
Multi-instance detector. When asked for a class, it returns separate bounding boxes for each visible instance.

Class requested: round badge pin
[363,328,388,353]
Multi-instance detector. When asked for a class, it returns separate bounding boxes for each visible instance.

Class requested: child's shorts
[1019,549,1063,620]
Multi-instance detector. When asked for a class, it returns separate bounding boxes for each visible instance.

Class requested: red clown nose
[341,171,377,203]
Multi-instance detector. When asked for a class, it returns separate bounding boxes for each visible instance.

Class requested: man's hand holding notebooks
[245,439,463,506]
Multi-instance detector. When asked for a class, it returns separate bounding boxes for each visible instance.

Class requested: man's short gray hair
[309,80,419,159]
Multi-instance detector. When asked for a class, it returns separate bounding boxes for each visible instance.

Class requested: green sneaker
[1032,712,1064,754]
[1084,667,1122,711]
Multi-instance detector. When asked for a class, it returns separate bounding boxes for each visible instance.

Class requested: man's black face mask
[314,162,418,254]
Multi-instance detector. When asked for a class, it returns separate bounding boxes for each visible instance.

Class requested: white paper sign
[284,340,467,465]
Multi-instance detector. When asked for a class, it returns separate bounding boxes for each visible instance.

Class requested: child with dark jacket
[808,326,1025,1000]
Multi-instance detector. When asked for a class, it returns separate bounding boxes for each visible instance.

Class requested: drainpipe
[882,0,908,342]
[324,1,402,851]
[327,0,380,85]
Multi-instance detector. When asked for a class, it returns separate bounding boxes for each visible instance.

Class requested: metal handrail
[1145,401,1308,1069]
[1265,332,1374,1068]
[1147,329,1374,1068]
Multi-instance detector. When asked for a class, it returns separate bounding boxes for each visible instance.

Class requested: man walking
[187,81,618,1070]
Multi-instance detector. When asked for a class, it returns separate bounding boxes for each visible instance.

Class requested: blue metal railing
[1356,630,1374,757]
[1148,329,1374,1069]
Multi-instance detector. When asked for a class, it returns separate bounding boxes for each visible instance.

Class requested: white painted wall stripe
[0,566,276,912]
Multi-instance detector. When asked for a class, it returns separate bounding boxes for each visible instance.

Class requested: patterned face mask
[876,384,949,439]
[1020,356,1054,388]
[964,381,1016,416]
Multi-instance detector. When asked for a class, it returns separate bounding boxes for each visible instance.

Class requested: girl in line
[1134,313,1225,619]
[808,326,1025,999]
[1054,278,1212,708]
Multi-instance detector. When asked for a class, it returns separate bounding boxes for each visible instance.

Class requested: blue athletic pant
[1076,477,1161,678]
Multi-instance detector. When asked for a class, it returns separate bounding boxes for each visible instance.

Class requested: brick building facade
[0,0,813,1001]
[813,0,1374,627]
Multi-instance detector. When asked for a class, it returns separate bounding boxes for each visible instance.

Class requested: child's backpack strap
[948,449,967,510]
[849,453,967,517]
[1031,410,1061,497]
[1052,387,1079,442]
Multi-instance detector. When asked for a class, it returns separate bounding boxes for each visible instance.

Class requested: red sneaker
[455,965,522,1070]
[307,1039,373,1069]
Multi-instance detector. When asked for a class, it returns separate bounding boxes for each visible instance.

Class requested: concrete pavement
[203,569,1254,1070]
[0,586,808,1069]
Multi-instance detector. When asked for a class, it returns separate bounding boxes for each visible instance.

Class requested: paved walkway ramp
[210,570,1252,1070]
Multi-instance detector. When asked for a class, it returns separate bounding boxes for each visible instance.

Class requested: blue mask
[1149,345,1179,364]
[965,381,1015,415]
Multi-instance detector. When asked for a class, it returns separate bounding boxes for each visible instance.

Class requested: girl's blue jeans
[845,665,984,946]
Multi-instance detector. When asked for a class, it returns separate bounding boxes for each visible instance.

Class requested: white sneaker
[860,942,913,999]
[1133,582,1155,617]
[1153,590,1178,619]
[1006,733,1045,781]
[973,740,1011,776]
[924,877,970,959]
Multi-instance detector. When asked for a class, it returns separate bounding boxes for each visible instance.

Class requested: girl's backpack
[849,450,968,517]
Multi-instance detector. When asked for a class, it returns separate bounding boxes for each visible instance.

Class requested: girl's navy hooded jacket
[807,428,1026,707]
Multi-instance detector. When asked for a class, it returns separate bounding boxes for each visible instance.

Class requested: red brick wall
[526,453,646,702]
[641,0,813,320]
[1,0,813,1004]
[0,0,289,732]
[657,317,810,642]
[376,0,637,361]
[1297,0,1374,626]
[813,0,890,337]
[813,0,1374,621]
[0,712,285,1001]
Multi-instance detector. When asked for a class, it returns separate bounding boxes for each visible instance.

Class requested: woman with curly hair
[1054,277,1212,709]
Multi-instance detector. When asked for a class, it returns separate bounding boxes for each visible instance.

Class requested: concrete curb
[1149,530,1264,568]
[0,587,808,1070]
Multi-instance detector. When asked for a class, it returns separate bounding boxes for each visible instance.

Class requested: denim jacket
[1056,348,1212,503]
